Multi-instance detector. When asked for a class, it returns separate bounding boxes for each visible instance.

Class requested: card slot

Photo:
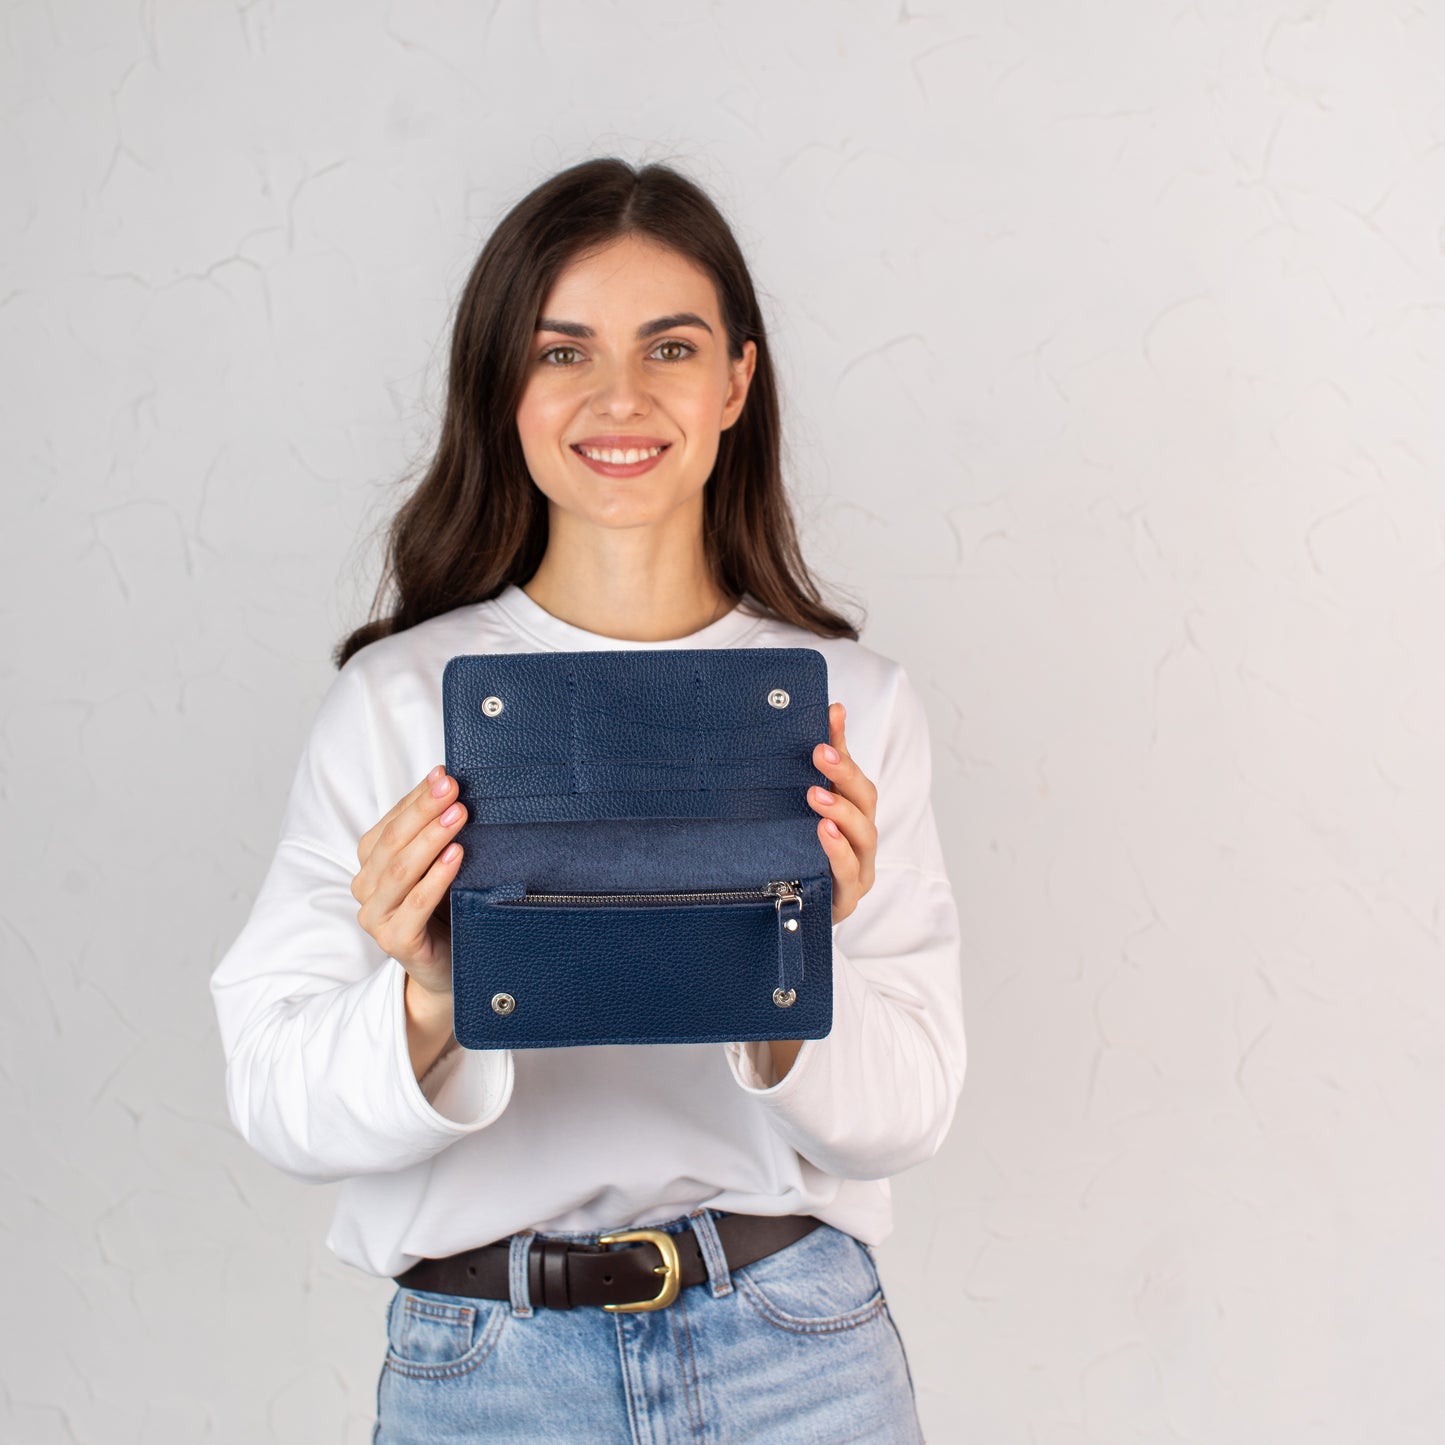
[566,702,822,733]
[463,752,809,772]
[464,785,822,826]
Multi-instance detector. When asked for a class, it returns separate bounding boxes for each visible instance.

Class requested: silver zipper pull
[765,879,803,911]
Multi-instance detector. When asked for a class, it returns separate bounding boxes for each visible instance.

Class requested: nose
[590,355,650,420]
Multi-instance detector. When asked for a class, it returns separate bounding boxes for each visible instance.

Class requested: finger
[808,782,874,858]
[391,835,465,940]
[816,812,861,879]
[359,764,455,866]
[358,815,466,938]
[811,703,844,780]
[812,703,876,818]
[355,781,467,915]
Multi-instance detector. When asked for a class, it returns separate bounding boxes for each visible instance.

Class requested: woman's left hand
[809,702,877,925]
[767,701,878,1083]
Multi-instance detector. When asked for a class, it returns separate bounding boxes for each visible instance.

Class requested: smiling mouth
[572,442,671,465]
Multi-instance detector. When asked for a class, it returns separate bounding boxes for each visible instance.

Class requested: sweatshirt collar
[489,583,767,652]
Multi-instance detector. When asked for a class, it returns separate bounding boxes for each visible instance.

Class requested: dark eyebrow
[534,311,714,340]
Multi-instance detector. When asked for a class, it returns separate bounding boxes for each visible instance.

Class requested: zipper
[500,879,803,907]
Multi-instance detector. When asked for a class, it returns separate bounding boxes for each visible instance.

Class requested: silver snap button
[768,688,790,709]
[772,987,796,1008]
[491,992,516,1015]
[783,917,799,932]
[481,695,504,717]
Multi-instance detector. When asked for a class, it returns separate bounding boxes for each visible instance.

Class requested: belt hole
[467,1265,477,1277]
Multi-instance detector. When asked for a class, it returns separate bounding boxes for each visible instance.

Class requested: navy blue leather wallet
[441,647,835,1049]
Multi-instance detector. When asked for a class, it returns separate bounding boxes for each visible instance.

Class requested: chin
[545,481,705,523]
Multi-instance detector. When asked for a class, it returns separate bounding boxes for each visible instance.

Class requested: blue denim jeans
[373,1207,925,1443]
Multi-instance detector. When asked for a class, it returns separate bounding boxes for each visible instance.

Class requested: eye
[538,339,697,367]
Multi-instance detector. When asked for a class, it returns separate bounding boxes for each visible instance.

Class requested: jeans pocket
[384,1287,507,1380]
[734,1222,887,1334]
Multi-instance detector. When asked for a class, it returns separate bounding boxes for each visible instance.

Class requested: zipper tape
[501,884,799,905]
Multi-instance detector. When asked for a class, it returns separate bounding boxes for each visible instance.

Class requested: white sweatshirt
[209,583,967,1279]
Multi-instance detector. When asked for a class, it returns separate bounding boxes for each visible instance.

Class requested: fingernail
[428,764,442,782]
[814,787,834,804]
[822,745,839,764]
[431,773,451,797]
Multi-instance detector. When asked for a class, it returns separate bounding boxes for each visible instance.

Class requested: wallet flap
[442,647,831,826]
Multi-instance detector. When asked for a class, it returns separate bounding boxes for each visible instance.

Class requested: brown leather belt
[394,1212,823,1313]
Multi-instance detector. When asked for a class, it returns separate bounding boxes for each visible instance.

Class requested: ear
[719,339,758,432]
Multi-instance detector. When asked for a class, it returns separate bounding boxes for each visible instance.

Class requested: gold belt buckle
[595,1228,682,1312]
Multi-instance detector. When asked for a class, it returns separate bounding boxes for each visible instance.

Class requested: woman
[210,157,966,1443]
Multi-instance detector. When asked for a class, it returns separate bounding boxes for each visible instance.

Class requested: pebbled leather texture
[441,647,834,1049]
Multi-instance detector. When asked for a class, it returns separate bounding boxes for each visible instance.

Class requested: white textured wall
[4,2,1442,1441]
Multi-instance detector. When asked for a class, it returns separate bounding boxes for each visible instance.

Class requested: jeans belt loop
[540,1237,571,1310]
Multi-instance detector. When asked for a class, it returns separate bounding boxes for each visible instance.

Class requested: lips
[570,439,672,478]
[573,435,672,450]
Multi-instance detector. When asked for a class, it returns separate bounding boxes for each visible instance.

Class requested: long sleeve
[723,663,967,1179]
[209,660,514,1185]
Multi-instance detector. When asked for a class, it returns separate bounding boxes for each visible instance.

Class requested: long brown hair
[333,156,862,670]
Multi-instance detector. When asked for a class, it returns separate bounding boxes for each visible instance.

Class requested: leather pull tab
[775,897,804,994]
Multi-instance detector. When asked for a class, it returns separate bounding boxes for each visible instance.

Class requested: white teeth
[578,445,664,464]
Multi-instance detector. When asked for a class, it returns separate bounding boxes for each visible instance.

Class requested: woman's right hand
[352,764,467,1012]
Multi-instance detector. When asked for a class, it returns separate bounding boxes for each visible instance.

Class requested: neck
[520,565,733,644]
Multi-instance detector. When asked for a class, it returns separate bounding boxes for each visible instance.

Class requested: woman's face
[515,234,756,529]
